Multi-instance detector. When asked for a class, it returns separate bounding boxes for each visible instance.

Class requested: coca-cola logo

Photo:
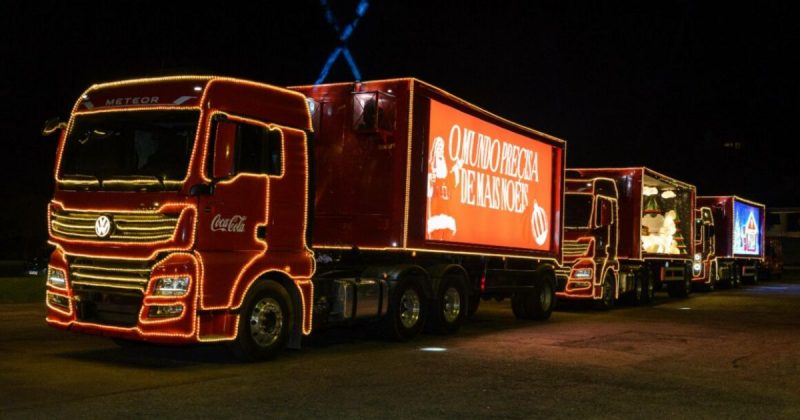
[211,214,247,233]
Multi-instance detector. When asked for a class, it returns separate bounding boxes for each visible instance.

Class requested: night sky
[1,1,798,259]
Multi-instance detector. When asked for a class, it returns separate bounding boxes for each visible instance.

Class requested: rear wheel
[512,275,555,320]
[750,268,760,284]
[667,266,692,298]
[467,291,481,318]
[732,265,742,288]
[640,268,655,304]
[627,274,644,305]
[384,277,427,341]
[429,273,467,334]
[230,281,293,362]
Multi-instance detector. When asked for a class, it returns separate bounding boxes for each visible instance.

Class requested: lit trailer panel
[697,196,765,259]
[293,79,565,261]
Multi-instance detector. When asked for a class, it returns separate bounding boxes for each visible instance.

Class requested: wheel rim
[249,297,283,348]
[400,288,421,329]
[540,282,553,310]
[442,286,461,323]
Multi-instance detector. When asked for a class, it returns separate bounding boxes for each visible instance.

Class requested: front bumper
[45,251,201,345]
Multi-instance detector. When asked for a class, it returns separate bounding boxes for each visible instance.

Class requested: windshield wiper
[102,175,165,191]
[59,174,101,190]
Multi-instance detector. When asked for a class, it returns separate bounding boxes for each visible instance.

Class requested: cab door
[197,117,282,252]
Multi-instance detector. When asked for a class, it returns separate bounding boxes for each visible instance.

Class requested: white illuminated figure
[641,210,679,254]
[427,136,457,239]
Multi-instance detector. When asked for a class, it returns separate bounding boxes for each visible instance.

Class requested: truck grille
[563,240,591,257]
[73,286,144,327]
[69,257,153,292]
[51,209,180,242]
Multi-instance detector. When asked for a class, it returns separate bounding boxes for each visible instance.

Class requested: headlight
[573,268,593,279]
[47,268,67,288]
[693,263,702,274]
[694,253,702,262]
[153,276,190,296]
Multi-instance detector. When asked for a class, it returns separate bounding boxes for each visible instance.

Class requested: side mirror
[213,121,237,179]
[42,117,67,136]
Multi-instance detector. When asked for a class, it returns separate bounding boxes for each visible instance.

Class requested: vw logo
[94,215,114,239]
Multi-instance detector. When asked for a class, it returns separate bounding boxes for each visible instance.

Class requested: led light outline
[47,252,202,340]
[696,195,766,286]
[55,106,204,189]
[691,206,715,284]
[46,291,73,316]
[557,176,621,301]
[194,113,316,336]
[570,167,697,264]
[299,78,566,261]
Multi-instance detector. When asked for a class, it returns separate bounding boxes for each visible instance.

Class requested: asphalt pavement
[2,275,800,419]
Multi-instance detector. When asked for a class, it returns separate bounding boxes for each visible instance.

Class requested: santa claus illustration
[427,136,457,240]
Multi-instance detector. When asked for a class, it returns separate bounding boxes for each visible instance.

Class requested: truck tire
[467,291,480,318]
[512,275,555,320]
[429,273,467,334]
[667,268,692,298]
[593,273,615,310]
[623,274,644,306]
[230,281,293,362]
[732,265,742,288]
[384,277,427,341]
[640,268,655,304]
[750,268,760,284]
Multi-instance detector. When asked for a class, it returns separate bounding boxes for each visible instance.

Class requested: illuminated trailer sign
[425,99,555,251]
[733,200,763,256]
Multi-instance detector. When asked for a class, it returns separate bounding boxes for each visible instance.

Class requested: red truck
[694,196,765,288]
[43,76,565,360]
[560,168,696,306]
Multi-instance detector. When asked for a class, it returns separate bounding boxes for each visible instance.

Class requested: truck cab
[692,207,717,289]
[558,176,653,308]
[45,77,316,359]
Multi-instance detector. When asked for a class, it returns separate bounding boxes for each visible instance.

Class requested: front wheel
[230,281,293,362]
[593,274,615,310]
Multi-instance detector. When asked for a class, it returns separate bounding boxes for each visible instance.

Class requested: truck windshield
[565,194,593,228]
[59,110,199,191]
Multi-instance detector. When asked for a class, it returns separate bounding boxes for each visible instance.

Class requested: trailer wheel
[667,268,692,298]
[640,268,655,304]
[732,265,742,288]
[467,292,480,319]
[230,281,292,362]
[512,275,555,321]
[429,273,467,334]
[384,277,427,341]
[593,273,615,310]
[624,274,644,305]
[750,268,760,284]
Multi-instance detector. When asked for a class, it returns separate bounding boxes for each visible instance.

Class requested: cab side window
[236,123,282,176]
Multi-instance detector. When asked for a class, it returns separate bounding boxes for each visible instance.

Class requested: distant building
[767,208,800,266]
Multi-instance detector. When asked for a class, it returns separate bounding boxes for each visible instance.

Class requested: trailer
[565,168,696,299]
[695,196,765,287]
[43,76,565,360]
